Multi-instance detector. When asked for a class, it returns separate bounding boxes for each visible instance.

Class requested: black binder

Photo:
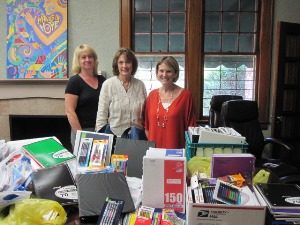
[114,138,155,178]
[77,172,135,223]
[31,163,78,206]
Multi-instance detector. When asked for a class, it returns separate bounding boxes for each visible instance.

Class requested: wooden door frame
[272,21,300,137]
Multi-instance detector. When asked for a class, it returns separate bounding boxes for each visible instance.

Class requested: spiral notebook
[22,137,75,168]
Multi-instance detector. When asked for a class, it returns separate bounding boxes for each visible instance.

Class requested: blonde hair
[71,44,99,75]
[156,56,180,82]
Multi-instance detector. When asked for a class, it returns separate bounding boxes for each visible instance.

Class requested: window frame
[120,0,273,127]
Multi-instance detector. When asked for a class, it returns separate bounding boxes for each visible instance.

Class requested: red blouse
[145,89,196,148]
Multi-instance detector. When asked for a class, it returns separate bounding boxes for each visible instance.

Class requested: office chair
[221,100,300,183]
[209,95,243,128]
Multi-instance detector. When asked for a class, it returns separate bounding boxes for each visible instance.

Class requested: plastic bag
[0,198,67,225]
[0,151,32,191]
[187,156,211,178]
[0,191,32,212]
[0,140,9,162]
[253,169,270,185]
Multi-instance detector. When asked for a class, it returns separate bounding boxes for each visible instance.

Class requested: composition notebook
[255,183,300,209]
[22,137,75,168]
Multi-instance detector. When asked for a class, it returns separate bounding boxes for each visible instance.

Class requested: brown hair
[156,56,180,82]
[112,48,138,76]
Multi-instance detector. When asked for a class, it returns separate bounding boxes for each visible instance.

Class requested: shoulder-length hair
[112,48,138,76]
[71,44,99,75]
[155,56,180,82]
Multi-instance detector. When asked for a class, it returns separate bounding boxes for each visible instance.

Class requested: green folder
[22,137,75,168]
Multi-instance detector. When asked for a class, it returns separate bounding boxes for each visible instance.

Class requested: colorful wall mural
[6,0,68,79]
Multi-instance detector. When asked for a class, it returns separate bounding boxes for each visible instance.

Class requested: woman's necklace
[156,90,174,128]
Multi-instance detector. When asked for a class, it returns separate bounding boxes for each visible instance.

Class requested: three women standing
[66,46,195,150]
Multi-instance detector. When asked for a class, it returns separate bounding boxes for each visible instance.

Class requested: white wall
[274,0,300,23]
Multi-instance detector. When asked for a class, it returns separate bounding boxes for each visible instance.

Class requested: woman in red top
[145,56,196,148]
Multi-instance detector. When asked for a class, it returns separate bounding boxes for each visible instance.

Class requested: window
[130,0,186,94]
[134,0,185,52]
[120,0,273,125]
[135,56,185,94]
[203,0,258,116]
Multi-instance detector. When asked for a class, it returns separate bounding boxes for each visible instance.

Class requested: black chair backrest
[209,95,243,128]
[221,100,265,159]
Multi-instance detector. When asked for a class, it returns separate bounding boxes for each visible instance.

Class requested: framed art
[6,0,68,79]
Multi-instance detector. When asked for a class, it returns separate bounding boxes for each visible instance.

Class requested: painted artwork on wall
[6,0,68,79]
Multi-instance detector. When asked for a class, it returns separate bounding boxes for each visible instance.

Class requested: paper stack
[255,183,300,224]
[188,126,246,144]
[142,148,186,213]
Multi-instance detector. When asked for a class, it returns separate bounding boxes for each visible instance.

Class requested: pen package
[202,186,220,204]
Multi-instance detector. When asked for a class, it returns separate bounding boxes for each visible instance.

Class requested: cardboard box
[186,184,267,225]
[186,203,266,225]
[186,179,266,225]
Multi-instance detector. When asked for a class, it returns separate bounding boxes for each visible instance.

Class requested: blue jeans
[127,126,147,140]
[98,124,114,135]
[98,124,147,140]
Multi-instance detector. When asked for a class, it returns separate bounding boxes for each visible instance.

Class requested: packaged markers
[111,154,128,175]
[134,205,155,225]
[213,180,241,205]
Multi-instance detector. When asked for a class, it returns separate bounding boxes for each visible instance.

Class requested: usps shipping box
[186,183,267,225]
[142,148,186,213]
[187,203,266,225]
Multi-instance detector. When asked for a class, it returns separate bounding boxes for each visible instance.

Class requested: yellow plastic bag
[187,156,211,178]
[0,198,67,225]
[253,169,270,185]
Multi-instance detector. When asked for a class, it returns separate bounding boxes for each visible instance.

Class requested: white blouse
[95,76,147,136]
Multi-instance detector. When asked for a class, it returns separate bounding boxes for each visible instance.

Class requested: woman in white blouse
[95,48,147,139]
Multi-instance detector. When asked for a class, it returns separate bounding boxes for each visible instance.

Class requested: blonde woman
[65,44,105,150]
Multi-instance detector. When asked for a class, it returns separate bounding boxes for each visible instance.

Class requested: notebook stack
[255,183,300,224]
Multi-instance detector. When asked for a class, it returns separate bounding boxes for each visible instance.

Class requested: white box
[198,128,246,145]
[186,203,266,225]
[186,185,266,225]
[142,148,186,213]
